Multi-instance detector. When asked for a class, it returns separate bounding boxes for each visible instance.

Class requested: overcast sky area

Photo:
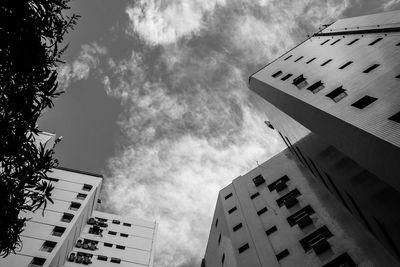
[39,0,400,266]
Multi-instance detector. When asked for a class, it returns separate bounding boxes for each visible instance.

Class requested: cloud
[58,43,107,90]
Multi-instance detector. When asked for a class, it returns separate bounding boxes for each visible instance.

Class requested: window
[292,74,308,89]
[250,192,260,199]
[116,245,125,250]
[83,184,93,191]
[287,205,315,227]
[306,81,324,94]
[330,39,340,45]
[265,226,277,236]
[44,177,59,182]
[233,223,243,232]
[276,189,301,208]
[276,249,290,261]
[218,234,221,245]
[112,220,121,225]
[351,96,377,109]
[76,193,87,200]
[108,231,117,235]
[257,207,268,216]
[252,175,265,187]
[96,217,107,222]
[320,39,330,45]
[369,38,383,46]
[120,233,128,238]
[215,218,219,228]
[363,64,380,73]
[51,226,66,237]
[321,59,332,66]
[284,55,292,61]
[389,111,400,123]
[268,175,289,192]
[306,57,316,64]
[221,253,225,264]
[98,255,108,261]
[281,74,293,81]
[61,213,74,223]
[123,222,131,227]
[347,38,359,45]
[396,74,400,79]
[110,257,121,264]
[299,226,333,252]
[104,243,113,247]
[69,202,81,211]
[397,42,400,46]
[228,206,237,214]
[322,253,356,267]
[29,257,46,267]
[238,243,249,253]
[294,56,303,62]
[272,71,283,78]
[41,241,57,252]
[224,193,233,200]
[339,61,353,69]
[326,86,347,102]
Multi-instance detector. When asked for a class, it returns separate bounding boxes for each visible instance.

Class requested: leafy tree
[0,0,79,257]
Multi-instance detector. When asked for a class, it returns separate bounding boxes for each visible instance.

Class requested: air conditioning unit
[67,253,76,262]
[87,217,95,225]
[311,238,330,255]
[285,196,298,208]
[297,215,312,229]
[75,239,83,248]
[275,181,287,192]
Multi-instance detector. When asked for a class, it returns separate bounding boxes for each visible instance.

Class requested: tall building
[249,10,400,260]
[1,134,157,267]
[202,150,398,267]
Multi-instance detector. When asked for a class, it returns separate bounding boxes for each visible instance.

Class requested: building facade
[202,150,398,267]
[249,10,400,261]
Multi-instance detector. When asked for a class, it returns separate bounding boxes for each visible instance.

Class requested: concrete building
[1,134,157,267]
[202,150,398,267]
[249,10,400,261]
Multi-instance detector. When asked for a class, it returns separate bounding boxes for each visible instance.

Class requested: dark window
[238,243,249,253]
[306,57,316,64]
[389,111,400,123]
[104,243,112,247]
[222,253,225,264]
[299,226,333,253]
[397,42,400,46]
[265,226,277,236]
[76,193,87,200]
[44,177,59,182]
[287,205,315,228]
[306,81,325,94]
[250,192,260,199]
[225,193,233,200]
[41,241,57,252]
[369,38,383,46]
[347,39,359,45]
[120,233,128,237]
[293,74,308,89]
[228,206,237,214]
[218,234,221,245]
[257,207,268,216]
[330,39,341,45]
[294,56,303,62]
[69,202,81,211]
[374,217,400,258]
[116,245,125,250]
[268,175,290,192]
[276,189,301,207]
[96,217,107,222]
[29,257,46,267]
[83,184,93,191]
[321,59,332,66]
[233,223,243,232]
[108,231,117,235]
[272,71,283,78]
[322,253,356,267]
[215,218,218,228]
[284,55,292,61]
[363,64,380,73]
[326,86,347,102]
[112,220,120,224]
[339,61,353,69]
[61,213,74,223]
[52,226,66,237]
[281,74,293,81]
[276,249,290,261]
[98,255,108,261]
[252,175,265,187]
[396,74,400,79]
[110,257,121,264]
[123,222,131,227]
[320,40,330,45]
[351,96,377,109]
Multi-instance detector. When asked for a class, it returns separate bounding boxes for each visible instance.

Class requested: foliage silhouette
[0,0,79,257]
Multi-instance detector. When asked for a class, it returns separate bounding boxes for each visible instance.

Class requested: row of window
[319,37,398,47]
[95,217,132,227]
[107,231,129,238]
[43,177,93,192]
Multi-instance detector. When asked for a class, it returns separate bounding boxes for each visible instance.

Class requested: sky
[39,0,400,266]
